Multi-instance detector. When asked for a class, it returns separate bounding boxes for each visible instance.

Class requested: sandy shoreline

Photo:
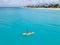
[34,8,60,10]
[25,7,60,10]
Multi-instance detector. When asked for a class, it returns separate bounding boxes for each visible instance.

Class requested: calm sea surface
[0,8,60,45]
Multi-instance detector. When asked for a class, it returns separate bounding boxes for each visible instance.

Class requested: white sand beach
[31,8,60,10]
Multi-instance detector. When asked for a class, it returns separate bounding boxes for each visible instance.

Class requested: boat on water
[22,32,35,36]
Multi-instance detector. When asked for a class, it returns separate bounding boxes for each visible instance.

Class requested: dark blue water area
[0,8,60,45]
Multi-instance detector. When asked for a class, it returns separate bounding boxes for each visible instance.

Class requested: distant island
[24,4,60,8]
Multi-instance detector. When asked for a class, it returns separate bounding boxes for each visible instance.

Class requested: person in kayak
[22,31,34,36]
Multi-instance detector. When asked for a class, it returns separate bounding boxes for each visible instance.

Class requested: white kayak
[22,32,35,36]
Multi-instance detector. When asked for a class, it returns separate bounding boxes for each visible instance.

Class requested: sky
[0,0,60,7]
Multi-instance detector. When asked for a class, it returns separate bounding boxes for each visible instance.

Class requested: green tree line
[24,4,60,8]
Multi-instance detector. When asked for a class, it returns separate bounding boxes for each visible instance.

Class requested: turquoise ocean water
[0,8,60,45]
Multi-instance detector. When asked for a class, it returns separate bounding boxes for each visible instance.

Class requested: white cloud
[0,0,60,7]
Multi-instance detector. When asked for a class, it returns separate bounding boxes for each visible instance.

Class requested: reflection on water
[0,8,60,45]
